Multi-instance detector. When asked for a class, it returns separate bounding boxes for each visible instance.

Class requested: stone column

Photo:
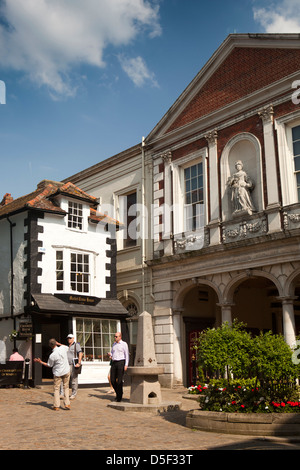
[173,310,183,385]
[205,130,220,245]
[162,151,173,255]
[279,297,297,347]
[217,303,234,325]
[258,105,281,232]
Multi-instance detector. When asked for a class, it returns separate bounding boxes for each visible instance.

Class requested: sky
[0,0,300,199]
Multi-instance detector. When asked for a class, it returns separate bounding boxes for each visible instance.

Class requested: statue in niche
[227,160,255,216]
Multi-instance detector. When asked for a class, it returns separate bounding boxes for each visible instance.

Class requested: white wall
[38,198,111,298]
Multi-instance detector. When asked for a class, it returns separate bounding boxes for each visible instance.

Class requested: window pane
[68,201,83,230]
[102,334,110,347]
[292,125,300,141]
[293,140,300,157]
[184,167,190,179]
[94,334,102,348]
[294,156,300,172]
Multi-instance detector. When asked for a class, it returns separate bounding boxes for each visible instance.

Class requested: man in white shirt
[109,332,129,402]
[34,338,71,410]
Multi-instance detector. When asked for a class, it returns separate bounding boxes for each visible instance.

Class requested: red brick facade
[167,47,300,133]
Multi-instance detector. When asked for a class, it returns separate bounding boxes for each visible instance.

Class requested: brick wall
[167,47,300,133]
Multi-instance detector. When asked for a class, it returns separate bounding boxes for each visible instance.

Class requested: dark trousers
[110,360,125,401]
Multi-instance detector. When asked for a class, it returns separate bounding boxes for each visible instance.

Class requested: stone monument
[108,311,181,413]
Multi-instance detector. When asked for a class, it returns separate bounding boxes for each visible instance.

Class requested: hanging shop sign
[18,322,33,339]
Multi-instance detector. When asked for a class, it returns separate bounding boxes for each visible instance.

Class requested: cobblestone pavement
[1,383,300,451]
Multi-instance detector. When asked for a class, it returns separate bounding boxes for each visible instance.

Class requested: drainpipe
[7,217,16,343]
[141,137,146,312]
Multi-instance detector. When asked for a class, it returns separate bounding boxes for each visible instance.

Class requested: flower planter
[186,409,300,436]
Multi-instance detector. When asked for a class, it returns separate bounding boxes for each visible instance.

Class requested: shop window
[68,201,83,230]
[76,318,119,361]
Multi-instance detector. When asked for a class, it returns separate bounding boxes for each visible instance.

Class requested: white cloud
[0,0,161,98]
[118,55,159,87]
[253,0,300,32]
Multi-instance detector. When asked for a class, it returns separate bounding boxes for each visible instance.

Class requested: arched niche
[221,133,263,221]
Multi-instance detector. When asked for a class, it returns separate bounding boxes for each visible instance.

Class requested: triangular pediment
[146,34,300,144]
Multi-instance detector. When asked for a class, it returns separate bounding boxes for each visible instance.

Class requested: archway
[176,282,219,386]
[230,276,281,336]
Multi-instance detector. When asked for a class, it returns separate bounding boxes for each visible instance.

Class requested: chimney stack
[0,193,13,206]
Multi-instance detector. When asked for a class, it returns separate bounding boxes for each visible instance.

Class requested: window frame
[67,200,84,231]
[54,248,93,295]
[115,185,140,251]
[275,112,300,207]
[75,317,120,362]
[171,149,207,236]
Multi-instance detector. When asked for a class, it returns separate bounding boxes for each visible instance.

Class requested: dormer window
[68,201,83,230]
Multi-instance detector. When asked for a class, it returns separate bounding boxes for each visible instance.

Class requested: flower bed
[188,379,300,414]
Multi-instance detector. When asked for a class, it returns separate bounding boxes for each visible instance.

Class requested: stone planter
[186,409,300,436]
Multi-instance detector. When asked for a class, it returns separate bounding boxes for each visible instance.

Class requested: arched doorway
[231,276,281,336]
[181,284,219,386]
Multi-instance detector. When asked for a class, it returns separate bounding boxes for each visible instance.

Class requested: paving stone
[1,384,300,451]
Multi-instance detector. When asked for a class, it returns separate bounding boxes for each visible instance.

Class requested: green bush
[189,321,300,413]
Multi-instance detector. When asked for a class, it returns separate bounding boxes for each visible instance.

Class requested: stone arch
[220,132,263,220]
[285,267,300,297]
[173,278,222,310]
[223,269,284,304]
[117,290,141,314]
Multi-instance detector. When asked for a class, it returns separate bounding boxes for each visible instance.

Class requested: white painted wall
[38,197,111,298]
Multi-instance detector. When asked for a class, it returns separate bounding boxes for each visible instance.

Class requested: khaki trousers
[53,372,70,408]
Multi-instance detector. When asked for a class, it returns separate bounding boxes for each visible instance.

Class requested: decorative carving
[126,303,138,317]
[161,151,172,165]
[204,129,218,145]
[283,211,300,230]
[258,104,274,123]
[222,216,267,242]
[174,228,209,253]
[227,160,255,217]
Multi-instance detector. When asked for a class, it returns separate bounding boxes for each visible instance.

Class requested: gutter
[6,216,16,335]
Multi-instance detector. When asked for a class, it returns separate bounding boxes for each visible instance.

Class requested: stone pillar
[258,105,281,232]
[162,152,173,255]
[173,310,183,385]
[218,303,233,325]
[205,130,220,245]
[279,297,297,347]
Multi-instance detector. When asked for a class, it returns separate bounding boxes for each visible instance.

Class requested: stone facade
[68,34,300,388]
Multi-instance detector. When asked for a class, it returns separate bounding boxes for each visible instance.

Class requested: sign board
[0,362,23,386]
[54,294,101,305]
[18,322,33,338]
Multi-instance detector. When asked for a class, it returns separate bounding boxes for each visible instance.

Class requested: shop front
[29,293,128,386]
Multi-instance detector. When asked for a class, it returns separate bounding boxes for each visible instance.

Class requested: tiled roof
[0,180,120,226]
[89,208,123,227]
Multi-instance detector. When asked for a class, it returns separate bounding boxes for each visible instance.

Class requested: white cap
[67,334,74,338]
